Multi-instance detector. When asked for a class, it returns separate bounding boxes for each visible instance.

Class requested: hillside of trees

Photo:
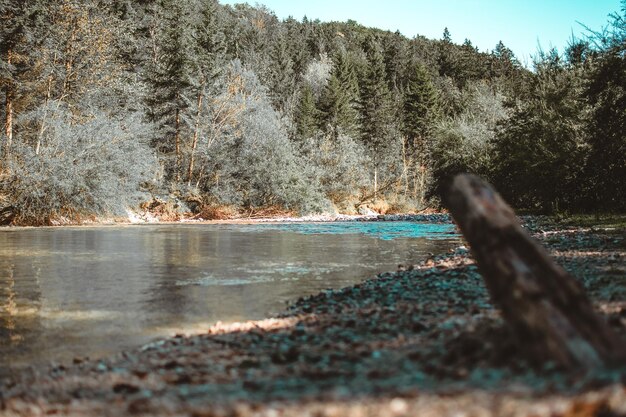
[1,0,624,225]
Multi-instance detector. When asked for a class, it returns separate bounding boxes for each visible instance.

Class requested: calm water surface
[0,222,458,374]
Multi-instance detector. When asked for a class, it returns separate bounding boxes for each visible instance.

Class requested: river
[0,221,458,375]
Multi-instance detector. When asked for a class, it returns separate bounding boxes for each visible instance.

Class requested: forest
[0,0,624,225]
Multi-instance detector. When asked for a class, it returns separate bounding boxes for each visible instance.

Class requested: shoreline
[1,217,625,416]
[0,213,452,231]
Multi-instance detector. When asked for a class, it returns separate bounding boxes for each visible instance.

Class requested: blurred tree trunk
[445,174,626,370]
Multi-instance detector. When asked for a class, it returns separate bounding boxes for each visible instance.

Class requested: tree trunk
[36,74,55,156]
[401,137,408,196]
[374,167,378,200]
[445,174,626,370]
[175,104,181,182]
[417,163,426,207]
[187,92,204,185]
[4,48,14,158]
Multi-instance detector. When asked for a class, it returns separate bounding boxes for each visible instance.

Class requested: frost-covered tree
[301,132,370,204]
[302,53,332,97]
[431,82,508,197]
[3,103,157,224]
[193,61,328,213]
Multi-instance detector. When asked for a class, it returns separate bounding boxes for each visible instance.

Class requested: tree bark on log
[445,174,626,370]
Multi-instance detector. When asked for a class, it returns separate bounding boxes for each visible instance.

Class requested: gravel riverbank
[1,217,625,416]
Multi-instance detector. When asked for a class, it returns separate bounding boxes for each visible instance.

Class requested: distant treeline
[1,0,624,224]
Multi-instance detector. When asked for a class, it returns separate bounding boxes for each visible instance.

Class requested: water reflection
[0,222,458,375]
[0,257,43,366]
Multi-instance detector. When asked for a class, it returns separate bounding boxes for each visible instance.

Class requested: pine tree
[490,40,529,99]
[359,36,395,197]
[491,40,518,78]
[192,0,226,77]
[317,51,360,138]
[267,30,296,113]
[295,84,319,140]
[403,63,439,142]
[335,51,360,101]
[457,38,487,83]
[401,63,439,202]
[186,0,227,183]
[283,16,310,78]
[383,31,408,91]
[583,5,626,211]
[145,0,194,181]
[493,51,586,212]
[437,27,457,80]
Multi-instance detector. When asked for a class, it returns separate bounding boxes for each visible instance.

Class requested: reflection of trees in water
[144,229,195,320]
[1,264,20,342]
[0,260,43,356]
[143,228,264,325]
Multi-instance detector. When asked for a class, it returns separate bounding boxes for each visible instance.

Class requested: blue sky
[218,0,621,65]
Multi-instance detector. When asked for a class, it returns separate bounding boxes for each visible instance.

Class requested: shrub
[2,104,157,224]
[300,132,370,204]
[430,82,508,196]
[194,61,330,214]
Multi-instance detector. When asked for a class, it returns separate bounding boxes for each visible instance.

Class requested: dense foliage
[1,0,624,223]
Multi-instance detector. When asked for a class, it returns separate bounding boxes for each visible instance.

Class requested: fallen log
[445,174,626,370]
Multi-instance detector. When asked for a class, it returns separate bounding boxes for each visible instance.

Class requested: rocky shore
[248,213,453,224]
[1,217,625,416]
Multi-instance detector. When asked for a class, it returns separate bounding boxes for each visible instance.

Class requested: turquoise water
[246,221,457,240]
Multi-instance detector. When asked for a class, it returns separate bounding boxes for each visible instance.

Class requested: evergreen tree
[267,30,296,113]
[401,63,439,202]
[185,0,227,184]
[283,16,310,78]
[582,4,626,211]
[403,63,439,141]
[295,84,319,140]
[334,50,360,103]
[317,51,360,138]
[191,0,226,83]
[383,30,408,91]
[491,40,518,78]
[457,38,487,83]
[145,0,194,180]
[359,36,395,197]
[489,40,528,97]
[493,51,587,212]
[437,27,457,79]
